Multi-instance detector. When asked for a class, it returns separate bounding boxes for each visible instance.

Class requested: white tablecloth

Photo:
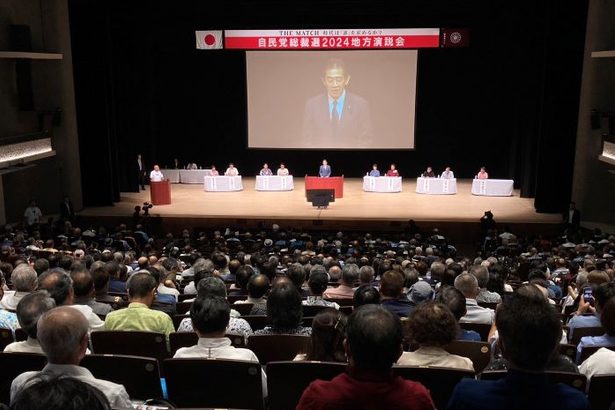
[159,169,180,183]
[203,176,243,192]
[471,179,514,196]
[415,177,457,195]
[255,175,294,191]
[180,169,213,183]
[362,176,402,192]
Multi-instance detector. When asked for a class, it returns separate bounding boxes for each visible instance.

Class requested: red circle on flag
[204,34,216,46]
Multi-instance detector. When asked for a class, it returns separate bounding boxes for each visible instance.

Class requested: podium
[304,176,344,198]
[150,180,171,205]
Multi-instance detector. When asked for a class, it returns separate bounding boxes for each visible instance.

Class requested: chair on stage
[0,352,47,404]
[266,361,346,410]
[163,358,264,409]
[80,354,163,400]
[90,331,169,361]
[392,365,475,410]
[247,335,311,364]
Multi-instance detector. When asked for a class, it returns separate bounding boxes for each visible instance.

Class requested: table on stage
[203,176,243,192]
[160,169,180,183]
[415,177,457,195]
[305,176,344,198]
[160,169,213,184]
[471,179,514,196]
[255,175,294,191]
[362,176,402,192]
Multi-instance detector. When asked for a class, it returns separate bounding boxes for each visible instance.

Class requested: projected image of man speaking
[302,59,373,148]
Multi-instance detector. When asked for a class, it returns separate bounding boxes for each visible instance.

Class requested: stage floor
[81,178,561,225]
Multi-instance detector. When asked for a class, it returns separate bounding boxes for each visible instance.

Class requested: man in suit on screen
[303,59,373,149]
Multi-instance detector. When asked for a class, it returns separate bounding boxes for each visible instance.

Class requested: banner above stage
[222,28,441,50]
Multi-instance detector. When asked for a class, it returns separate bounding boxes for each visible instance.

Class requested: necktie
[331,100,339,134]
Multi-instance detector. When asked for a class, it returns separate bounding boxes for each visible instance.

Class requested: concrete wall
[572,0,615,230]
[0,0,82,224]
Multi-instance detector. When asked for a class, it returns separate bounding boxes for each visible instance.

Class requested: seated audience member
[38,268,104,332]
[183,259,215,295]
[4,291,55,353]
[407,281,435,309]
[323,264,359,299]
[368,164,380,177]
[421,166,435,178]
[71,269,112,316]
[1,264,37,310]
[328,265,342,283]
[235,274,269,315]
[277,162,289,176]
[221,258,241,283]
[104,272,174,342]
[254,282,311,336]
[91,266,118,306]
[296,305,434,409]
[177,277,252,336]
[576,296,615,364]
[295,308,347,362]
[259,163,273,176]
[303,269,340,309]
[353,285,381,308]
[0,287,18,332]
[437,287,481,342]
[568,282,615,342]
[454,273,495,325]
[105,262,126,294]
[476,166,489,179]
[10,307,132,408]
[224,163,239,176]
[228,265,254,297]
[471,264,502,304]
[358,265,376,287]
[287,263,310,297]
[210,165,219,176]
[152,266,180,303]
[448,292,589,410]
[398,302,474,371]
[441,166,454,179]
[11,376,111,410]
[386,164,400,177]
[380,270,414,318]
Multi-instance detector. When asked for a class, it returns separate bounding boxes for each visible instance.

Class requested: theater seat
[588,374,615,410]
[393,365,475,410]
[559,343,577,361]
[90,331,169,361]
[459,322,491,341]
[578,345,615,364]
[267,361,346,410]
[444,340,491,374]
[80,354,163,400]
[247,334,311,364]
[570,326,605,346]
[241,315,269,331]
[163,358,263,409]
[0,352,47,404]
[480,370,586,391]
[231,302,254,316]
[0,329,14,352]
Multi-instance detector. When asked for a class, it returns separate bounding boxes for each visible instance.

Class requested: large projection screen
[246,50,417,149]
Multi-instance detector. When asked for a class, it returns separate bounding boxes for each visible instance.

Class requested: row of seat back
[175,301,353,317]
[569,326,605,346]
[0,329,31,352]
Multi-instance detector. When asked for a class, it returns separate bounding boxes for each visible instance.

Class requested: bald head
[38,269,74,306]
[38,306,89,364]
[247,274,270,299]
[454,273,480,299]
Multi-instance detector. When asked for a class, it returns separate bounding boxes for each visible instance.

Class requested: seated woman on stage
[441,166,455,179]
[259,163,273,176]
[210,165,219,176]
[369,164,380,177]
[277,163,289,176]
[225,163,239,176]
[386,163,399,177]
[477,166,489,179]
[422,166,435,178]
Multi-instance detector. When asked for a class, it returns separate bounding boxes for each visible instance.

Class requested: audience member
[576,296,615,364]
[234,274,269,315]
[11,376,111,410]
[255,282,311,335]
[568,282,615,342]
[4,291,55,353]
[380,270,413,318]
[295,308,347,362]
[303,269,340,309]
[323,264,359,299]
[353,285,381,308]
[437,287,481,341]
[454,273,495,325]
[71,269,112,316]
[471,264,502,304]
[1,264,37,310]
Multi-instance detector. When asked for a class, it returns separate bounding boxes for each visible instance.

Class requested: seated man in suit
[302,58,373,148]
[319,159,331,178]
[297,305,434,409]
[448,291,589,410]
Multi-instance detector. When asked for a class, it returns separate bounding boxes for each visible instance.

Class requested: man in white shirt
[174,296,266,398]
[10,307,132,408]
[23,201,42,227]
[1,264,38,311]
[225,163,239,176]
[277,163,289,176]
[454,273,495,325]
[4,291,55,354]
[441,166,454,179]
[149,165,164,182]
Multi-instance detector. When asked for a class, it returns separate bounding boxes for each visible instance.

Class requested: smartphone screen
[583,287,594,306]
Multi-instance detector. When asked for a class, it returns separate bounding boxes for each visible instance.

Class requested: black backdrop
[68,0,587,213]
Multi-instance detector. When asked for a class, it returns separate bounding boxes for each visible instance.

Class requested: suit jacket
[303,92,373,148]
[319,165,331,177]
[60,201,75,220]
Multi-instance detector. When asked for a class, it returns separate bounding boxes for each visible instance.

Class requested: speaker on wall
[9,24,34,111]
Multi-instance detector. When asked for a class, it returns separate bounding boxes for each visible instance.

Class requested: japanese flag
[196,31,223,50]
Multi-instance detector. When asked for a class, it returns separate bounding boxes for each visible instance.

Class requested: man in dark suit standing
[137,154,146,191]
[563,201,581,231]
[303,59,373,149]
[59,196,75,222]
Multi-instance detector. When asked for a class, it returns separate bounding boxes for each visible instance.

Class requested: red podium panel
[150,180,171,205]
[304,176,344,198]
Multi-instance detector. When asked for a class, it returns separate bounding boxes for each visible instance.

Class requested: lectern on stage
[150,180,171,205]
